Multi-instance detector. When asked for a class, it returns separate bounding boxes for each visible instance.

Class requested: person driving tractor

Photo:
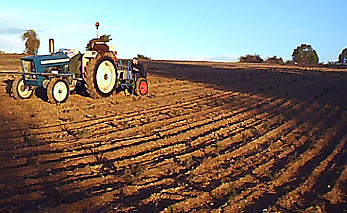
[131,57,147,79]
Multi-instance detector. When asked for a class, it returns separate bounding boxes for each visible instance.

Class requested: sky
[0,0,346,63]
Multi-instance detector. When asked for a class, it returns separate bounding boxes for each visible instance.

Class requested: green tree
[21,29,40,55]
[239,54,263,63]
[292,44,319,65]
[137,54,151,60]
[265,55,284,64]
[338,48,347,64]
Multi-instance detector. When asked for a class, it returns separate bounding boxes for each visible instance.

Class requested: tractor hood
[21,52,70,65]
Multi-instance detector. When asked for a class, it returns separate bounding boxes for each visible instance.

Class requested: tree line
[6,29,347,65]
[240,44,347,65]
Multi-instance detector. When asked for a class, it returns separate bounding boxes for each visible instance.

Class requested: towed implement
[11,23,148,104]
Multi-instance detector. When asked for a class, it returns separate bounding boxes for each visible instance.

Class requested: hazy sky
[0,0,346,62]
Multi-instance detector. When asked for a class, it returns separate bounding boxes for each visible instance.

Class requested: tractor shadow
[35,87,48,102]
[3,80,13,95]
[73,82,135,98]
[73,83,91,97]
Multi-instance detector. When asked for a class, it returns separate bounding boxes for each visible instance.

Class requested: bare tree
[21,29,40,55]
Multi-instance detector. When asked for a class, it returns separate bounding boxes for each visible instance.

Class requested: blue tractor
[12,23,148,104]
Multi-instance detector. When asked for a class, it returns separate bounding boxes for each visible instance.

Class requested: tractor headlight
[25,74,36,80]
[22,60,32,73]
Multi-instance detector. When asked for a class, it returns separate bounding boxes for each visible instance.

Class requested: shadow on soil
[146,61,347,110]
[1,62,346,212]
[0,112,174,212]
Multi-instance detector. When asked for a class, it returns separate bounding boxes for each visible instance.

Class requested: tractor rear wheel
[12,76,34,99]
[47,78,69,104]
[135,77,148,96]
[85,53,117,98]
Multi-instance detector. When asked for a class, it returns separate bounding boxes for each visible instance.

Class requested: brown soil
[0,54,346,212]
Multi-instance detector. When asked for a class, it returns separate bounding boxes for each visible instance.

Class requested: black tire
[12,76,33,99]
[47,78,69,104]
[135,77,148,96]
[85,52,117,98]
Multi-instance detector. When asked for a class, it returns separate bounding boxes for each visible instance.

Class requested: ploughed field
[0,54,346,212]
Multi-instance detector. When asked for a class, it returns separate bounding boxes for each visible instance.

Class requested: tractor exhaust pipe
[49,38,54,54]
[95,22,99,38]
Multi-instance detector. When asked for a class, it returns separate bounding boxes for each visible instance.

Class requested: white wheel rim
[53,81,68,102]
[96,60,116,94]
[18,79,32,98]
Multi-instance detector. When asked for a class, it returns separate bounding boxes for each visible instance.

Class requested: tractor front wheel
[47,78,69,104]
[135,77,148,96]
[12,76,34,99]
